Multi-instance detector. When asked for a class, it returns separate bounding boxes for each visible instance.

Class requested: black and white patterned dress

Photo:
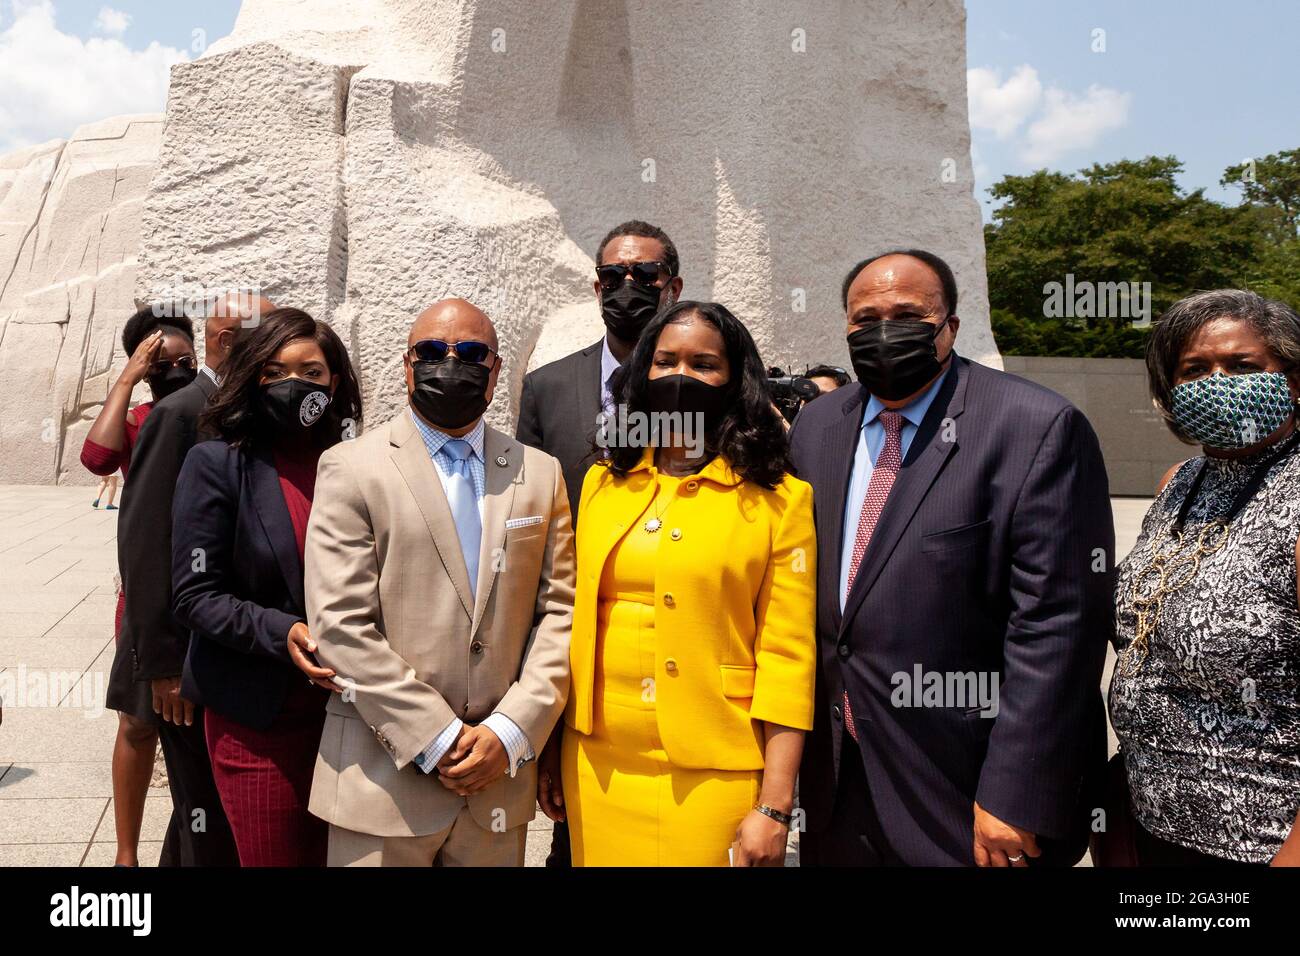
[1111,443,1300,863]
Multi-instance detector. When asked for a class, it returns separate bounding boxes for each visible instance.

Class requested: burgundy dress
[203,445,329,867]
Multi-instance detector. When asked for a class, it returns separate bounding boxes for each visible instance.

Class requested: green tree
[985,157,1260,325]
[1222,149,1300,306]
[985,153,1299,358]
[1222,148,1300,239]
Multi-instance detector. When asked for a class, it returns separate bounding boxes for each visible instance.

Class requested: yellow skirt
[562,507,760,867]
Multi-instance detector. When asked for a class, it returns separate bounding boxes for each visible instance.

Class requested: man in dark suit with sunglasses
[515,219,683,866]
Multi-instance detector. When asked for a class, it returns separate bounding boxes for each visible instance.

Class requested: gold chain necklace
[1118,431,1300,676]
[1116,520,1229,676]
[643,481,674,533]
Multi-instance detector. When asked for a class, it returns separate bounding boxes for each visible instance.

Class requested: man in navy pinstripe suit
[789,250,1114,867]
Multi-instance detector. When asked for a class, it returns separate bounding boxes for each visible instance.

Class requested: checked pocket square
[505,515,545,530]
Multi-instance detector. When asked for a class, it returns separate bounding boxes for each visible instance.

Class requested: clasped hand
[436,724,508,796]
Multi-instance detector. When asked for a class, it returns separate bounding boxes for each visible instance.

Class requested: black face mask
[847,316,950,402]
[601,281,666,343]
[147,365,196,402]
[411,359,490,430]
[261,378,332,432]
[644,373,728,438]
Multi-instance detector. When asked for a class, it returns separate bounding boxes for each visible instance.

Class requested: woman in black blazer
[171,308,362,866]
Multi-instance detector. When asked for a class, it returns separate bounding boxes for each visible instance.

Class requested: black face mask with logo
[261,378,332,433]
[847,316,951,402]
[410,360,490,430]
[147,366,197,402]
[644,373,729,438]
[601,281,667,343]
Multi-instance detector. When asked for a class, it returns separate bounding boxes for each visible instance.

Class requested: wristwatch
[753,803,794,827]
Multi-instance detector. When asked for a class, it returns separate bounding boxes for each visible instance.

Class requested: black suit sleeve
[171,445,301,662]
[515,371,543,447]
[121,396,196,680]
[976,405,1114,838]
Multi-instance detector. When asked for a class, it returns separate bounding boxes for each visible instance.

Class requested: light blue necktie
[441,438,481,598]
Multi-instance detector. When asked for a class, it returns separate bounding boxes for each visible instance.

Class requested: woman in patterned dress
[1111,289,1300,866]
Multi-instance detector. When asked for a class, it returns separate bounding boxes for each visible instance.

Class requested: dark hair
[805,364,851,387]
[602,300,791,489]
[121,304,194,356]
[1146,289,1300,444]
[840,249,959,316]
[201,307,363,449]
[595,219,680,278]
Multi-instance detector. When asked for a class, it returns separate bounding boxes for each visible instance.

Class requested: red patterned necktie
[842,410,903,741]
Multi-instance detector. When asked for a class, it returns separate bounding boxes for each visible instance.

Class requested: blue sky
[11,0,239,52]
[0,1,241,153]
[2,1,1295,219]
[967,0,1300,214]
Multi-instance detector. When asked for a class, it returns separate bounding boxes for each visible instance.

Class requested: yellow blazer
[565,449,816,770]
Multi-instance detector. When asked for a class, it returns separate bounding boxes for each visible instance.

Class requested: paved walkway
[0,485,1151,866]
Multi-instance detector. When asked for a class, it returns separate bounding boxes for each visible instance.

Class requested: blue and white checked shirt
[408,409,535,778]
[411,409,487,518]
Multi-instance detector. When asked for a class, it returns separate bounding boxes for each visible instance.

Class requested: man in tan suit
[304,298,574,866]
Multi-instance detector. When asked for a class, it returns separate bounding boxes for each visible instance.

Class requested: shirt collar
[600,336,621,393]
[862,360,953,431]
[201,364,222,386]
[409,407,485,462]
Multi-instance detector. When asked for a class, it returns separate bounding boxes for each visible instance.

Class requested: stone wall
[0,0,996,483]
[0,115,165,484]
[1002,356,1192,496]
[138,0,996,440]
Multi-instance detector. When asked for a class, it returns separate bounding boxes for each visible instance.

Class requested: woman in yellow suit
[537,300,817,866]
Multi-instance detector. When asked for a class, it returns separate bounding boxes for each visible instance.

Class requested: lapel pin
[496,455,508,467]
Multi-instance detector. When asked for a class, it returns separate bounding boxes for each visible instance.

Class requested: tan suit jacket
[305,409,574,837]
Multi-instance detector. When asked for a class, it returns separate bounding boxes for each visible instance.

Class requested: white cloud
[968,65,1042,139]
[0,1,187,153]
[94,6,129,37]
[970,141,989,182]
[967,63,1131,167]
[1022,84,1131,165]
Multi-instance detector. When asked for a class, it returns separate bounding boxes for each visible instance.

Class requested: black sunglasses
[148,356,197,374]
[596,261,673,293]
[408,339,496,365]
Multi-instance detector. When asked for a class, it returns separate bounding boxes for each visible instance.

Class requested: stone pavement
[0,485,1151,866]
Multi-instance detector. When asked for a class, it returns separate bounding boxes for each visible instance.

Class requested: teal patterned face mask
[1171,371,1295,449]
